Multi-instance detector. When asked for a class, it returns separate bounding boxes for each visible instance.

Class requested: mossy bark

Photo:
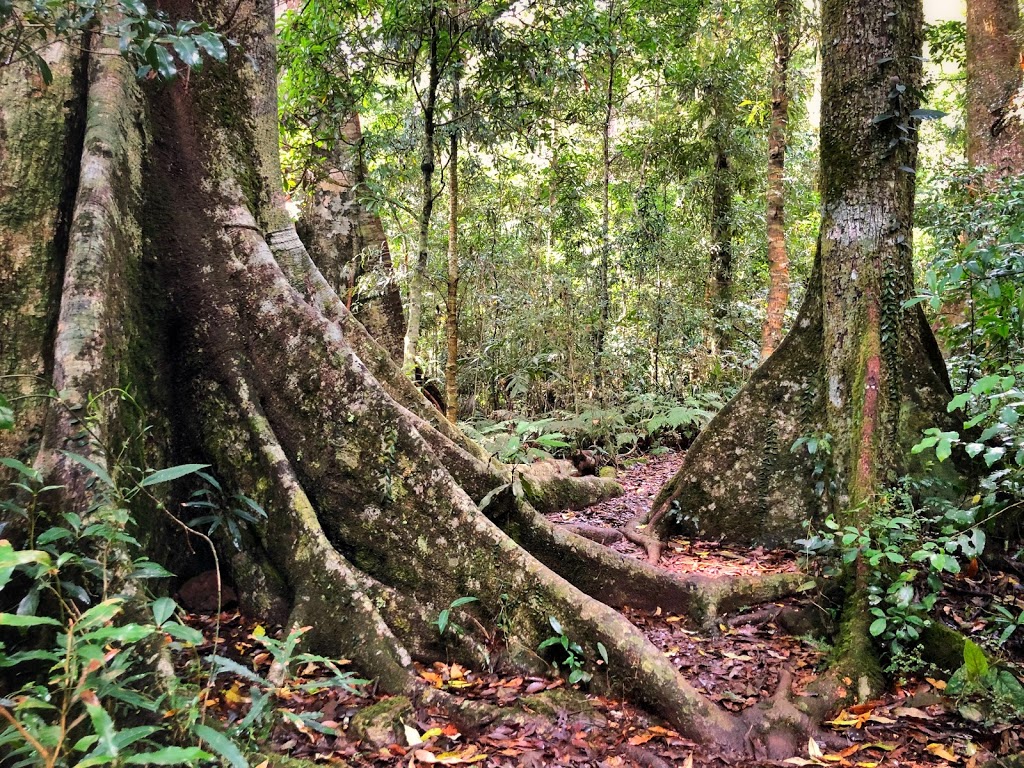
[296,113,405,362]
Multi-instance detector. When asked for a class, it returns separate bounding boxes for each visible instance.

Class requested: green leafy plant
[946,639,1024,724]
[434,595,479,638]
[800,481,988,674]
[1,0,229,84]
[537,616,607,686]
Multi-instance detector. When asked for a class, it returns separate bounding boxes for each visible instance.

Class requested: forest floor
[180,451,1024,768]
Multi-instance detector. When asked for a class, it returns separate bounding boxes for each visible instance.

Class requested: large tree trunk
[760,0,794,360]
[0,0,834,755]
[296,113,406,363]
[966,0,1024,181]
[633,0,953,551]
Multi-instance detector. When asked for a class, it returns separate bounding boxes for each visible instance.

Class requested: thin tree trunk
[444,58,460,423]
[403,0,439,374]
[966,0,1024,181]
[760,0,794,360]
[706,142,732,355]
[596,1,616,389]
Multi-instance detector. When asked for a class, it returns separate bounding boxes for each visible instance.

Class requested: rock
[349,696,413,749]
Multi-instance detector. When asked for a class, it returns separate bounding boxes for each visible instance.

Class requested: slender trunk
[445,60,460,423]
[706,142,732,355]
[595,2,615,389]
[966,0,1024,181]
[403,0,439,374]
[760,0,794,360]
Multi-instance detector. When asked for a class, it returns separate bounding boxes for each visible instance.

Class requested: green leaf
[0,613,62,627]
[151,597,177,627]
[126,746,215,764]
[0,457,41,483]
[596,642,608,664]
[193,724,248,768]
[77,599,123,630]
[449,596,478,609]
[910,108,947,119]
[140,463,209,487]
[869,617,887,636]
[208,655,267,685]
[162,621,204,645]
[195,31,227,61]
[171,36,201,68]
[548,616,563,635]
[83,691,119,756]
[60,451,113,487]
[962,638,988,680]
[0,394,13,430]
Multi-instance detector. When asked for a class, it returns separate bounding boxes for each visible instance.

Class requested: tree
[760,0,796,359]
[294,113,407,363]
[0,0,840,755]
[965,0,1023,180]
[630,0,953,556]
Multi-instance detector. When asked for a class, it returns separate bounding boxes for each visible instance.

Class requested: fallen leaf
[628,732,654,746]
[926,743,959,762]
[892,706,933,719]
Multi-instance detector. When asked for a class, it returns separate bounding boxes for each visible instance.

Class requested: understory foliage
[0,401,362,766]
[461,390,723,464]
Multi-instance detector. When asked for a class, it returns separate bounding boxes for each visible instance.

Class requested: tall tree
[444,2,463,422]
[295,113,407,362]
[966,0,1023,180]
[759,0,795,359]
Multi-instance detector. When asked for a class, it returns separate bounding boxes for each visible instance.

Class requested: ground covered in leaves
[177,452,1024,767]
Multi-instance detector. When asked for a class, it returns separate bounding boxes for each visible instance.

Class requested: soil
[179,451,1024,767]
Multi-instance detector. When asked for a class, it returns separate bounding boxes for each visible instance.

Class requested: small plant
[434,595,479,638]
[945,639,1024,724]
[537,616,607,685]
[184,471,268,551]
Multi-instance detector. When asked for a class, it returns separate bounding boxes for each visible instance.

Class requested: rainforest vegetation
[1,0,1024,765]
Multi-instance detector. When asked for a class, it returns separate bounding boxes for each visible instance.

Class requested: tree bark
[705,141,733,356]
[760,0,794,360]
[444,13,461,424]
[297,113,406,362]
[632,0,953,551]
[595,1,616,389]
[966,0,1024,181]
